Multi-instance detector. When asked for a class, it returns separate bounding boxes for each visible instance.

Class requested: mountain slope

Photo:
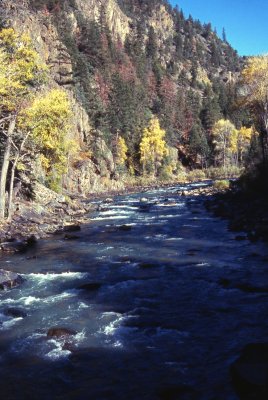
[1,0,245,194]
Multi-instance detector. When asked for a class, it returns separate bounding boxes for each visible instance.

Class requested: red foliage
[147,70,157,102]
[94,72,110,106]
[116,56,137,83]
[159,77,177,103]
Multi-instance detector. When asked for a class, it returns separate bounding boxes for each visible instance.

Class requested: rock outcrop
[0,270,24,289]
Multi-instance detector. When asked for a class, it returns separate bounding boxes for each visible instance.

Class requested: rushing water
[0,182,268,399]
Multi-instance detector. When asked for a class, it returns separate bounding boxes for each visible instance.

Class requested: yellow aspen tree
[0,27,47,219]
[18,89,72,192]
[212,119,237,168]
[241,55,268,162]
[116,136,128,166]
[237,126,254,163]
[140,117,168,176]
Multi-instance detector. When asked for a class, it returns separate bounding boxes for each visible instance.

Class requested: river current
[0,182,268,399]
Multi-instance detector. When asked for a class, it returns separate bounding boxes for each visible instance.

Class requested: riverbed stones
[0,269,24,290]
[230,343,268,399]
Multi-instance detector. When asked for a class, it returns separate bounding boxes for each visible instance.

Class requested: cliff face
[1,0,125,195]
[1,0,244,194]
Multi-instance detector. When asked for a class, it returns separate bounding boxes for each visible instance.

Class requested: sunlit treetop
[241,55,268,104]
[0,28,47,112]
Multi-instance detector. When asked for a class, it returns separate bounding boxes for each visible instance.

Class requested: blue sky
[169,0,268,56]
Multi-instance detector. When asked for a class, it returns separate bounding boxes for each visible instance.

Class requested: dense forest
[0,0,267,219]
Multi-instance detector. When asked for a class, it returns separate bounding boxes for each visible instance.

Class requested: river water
[0,183,268,399]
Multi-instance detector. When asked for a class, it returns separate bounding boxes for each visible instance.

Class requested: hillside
[0,0,246,199]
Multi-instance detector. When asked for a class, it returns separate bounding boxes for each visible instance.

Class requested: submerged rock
[64,233,80,240]
[138,203,152,212]
[78,283,102,291]
[0,270,24,290]
[118,224,132,231]
[139,262,157,269]
[0,240,27,253]
[157,384,199,400]
[3,308,27,318]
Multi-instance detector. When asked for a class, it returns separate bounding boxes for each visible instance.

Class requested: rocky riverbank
[0,182,98,253]
[205,187,268,242]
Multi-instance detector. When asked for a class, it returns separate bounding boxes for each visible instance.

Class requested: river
[0,182,268,399]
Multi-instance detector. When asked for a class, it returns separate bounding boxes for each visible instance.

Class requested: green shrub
[187,169,207,182]
[213,180,230,190]
[205,166,242,179]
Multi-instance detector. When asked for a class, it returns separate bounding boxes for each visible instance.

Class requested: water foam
[1,317,23,330]
[91,215,129,221]
[1,290,78,307]
[26,272,87,283]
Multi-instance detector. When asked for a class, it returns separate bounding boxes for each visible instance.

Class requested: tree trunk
[7,155,19,222]
[0,117,16,219]
[7,131,29,221]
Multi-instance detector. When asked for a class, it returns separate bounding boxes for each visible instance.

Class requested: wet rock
[78,283,102,291]
[47,327,77,339]
[230,343,268,399]
[26,235,38,246]
[3,308,27,318]
[103,198,113,204]
[0,240,27,253]
[55,224,81,234]
[97,205,109,212]
[119,256,135,263]
[0,270,24,290]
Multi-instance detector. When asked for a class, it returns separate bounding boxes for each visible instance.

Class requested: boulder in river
[0,270,24,290]
[118,225,132,232]
[47,327,77,339]
[103,198,113,204]
[230,343,268,399]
